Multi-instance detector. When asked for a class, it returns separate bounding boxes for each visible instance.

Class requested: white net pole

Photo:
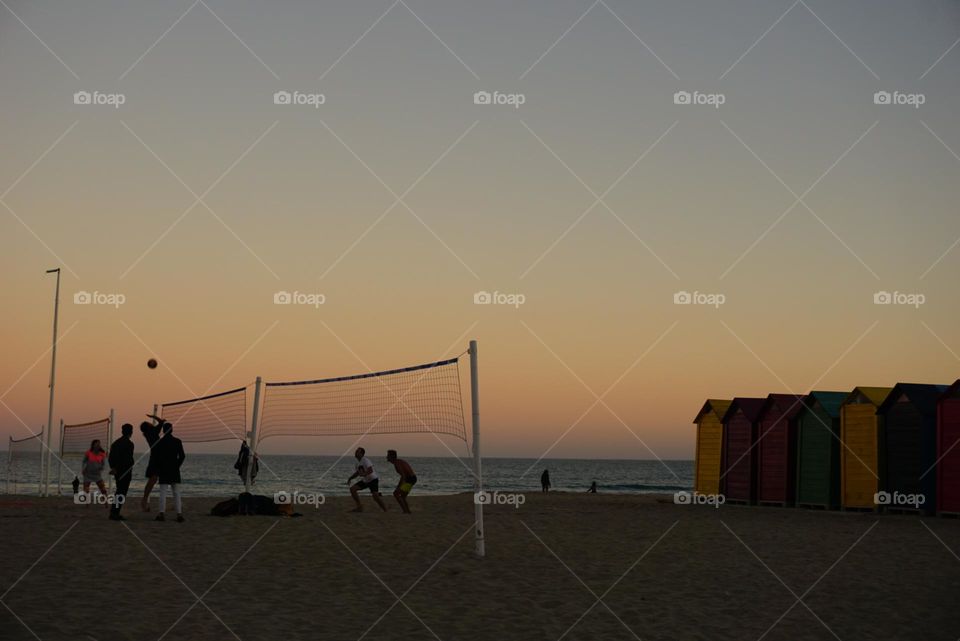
[44,268,60,499]
[38,424,46,497]
[5,437,11,494]
[107,409,114,493]
[245,377,262,492]
[57,419,64,495]
[470,340,484,557]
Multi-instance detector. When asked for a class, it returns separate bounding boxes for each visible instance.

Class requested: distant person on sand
[541,469,551,493]
[108,423,135,521]
[140,418,162,511]
[154,423,185,522]
[587,481,598,493]
[386,449,417,514]
[347,447,387,513]
[81,439,108,501]
[234,440,258,485]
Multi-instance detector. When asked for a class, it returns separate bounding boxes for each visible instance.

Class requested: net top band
[265,357,461,387]
[9,433,42,443]
[63,417,110,429]
[162,386,247,408]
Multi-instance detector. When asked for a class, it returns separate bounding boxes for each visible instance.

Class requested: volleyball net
[254,344,483,555]
[257,358,467,443]
[58,414,112,494]
[160,386,248,443]
[6,433,43,494]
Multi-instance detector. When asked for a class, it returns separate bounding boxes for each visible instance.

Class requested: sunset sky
[2,0,959,460]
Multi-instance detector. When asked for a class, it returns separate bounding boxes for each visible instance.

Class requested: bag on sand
[238,492,281,516]
[210,498,239,517]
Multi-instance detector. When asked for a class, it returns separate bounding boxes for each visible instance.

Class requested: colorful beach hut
[757,394,805,505]
[938,380,960,515]
[877,383,949,514]
[840,386,892,509]
[795,391,847,509]
[693,400,732,496]
[721,397,767,504]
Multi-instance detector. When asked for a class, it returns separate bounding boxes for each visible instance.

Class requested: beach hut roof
[759,393,806,421]
[722,397,767,423]
[844,386,893,407]
[878,382,951,416]
[803,391,848,418]
[940,379,960,400]
[692,399,732,424]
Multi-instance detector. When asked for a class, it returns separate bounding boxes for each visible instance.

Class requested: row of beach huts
[692,380,960,515]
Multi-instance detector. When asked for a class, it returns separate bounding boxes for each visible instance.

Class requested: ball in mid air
[147,358,158,370]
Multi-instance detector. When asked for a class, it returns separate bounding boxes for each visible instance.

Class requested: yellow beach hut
[840,386,893,509]
[693,399,732,495]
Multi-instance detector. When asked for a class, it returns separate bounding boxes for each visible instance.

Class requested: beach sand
[1,492,958,641]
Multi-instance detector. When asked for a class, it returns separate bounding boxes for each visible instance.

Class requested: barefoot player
[387,449,417,514]
[347,447,387,512]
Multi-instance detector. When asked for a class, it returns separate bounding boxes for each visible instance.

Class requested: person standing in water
[386,450,417,514]
[541,469,551,493]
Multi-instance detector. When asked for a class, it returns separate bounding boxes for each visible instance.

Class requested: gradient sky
[2,0,959,459]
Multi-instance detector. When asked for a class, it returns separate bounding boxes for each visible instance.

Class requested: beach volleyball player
[347,447,387,512]
[387,449,417,514]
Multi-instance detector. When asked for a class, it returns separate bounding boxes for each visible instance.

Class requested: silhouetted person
[154,423,185,522]
[108,423,135,521]
[81,439,108,503]
[587,481,598,494]
[234,440,258,484]
[541,469,551,493]
[140,419,162,511]
[387,449,417,514]
[347,447,387,512]
[71,476,80,495]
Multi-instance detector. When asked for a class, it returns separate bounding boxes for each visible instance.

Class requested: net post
[107,409,115,493]
[245,377,262,492]
[56,419,64,495]
[469,340,485,558]
[44,268,60,499]
[38,424,46,497]
[5,437,11,494]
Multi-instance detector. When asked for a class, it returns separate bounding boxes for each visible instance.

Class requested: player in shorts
[347,447,387,512]
[387,449,417,514]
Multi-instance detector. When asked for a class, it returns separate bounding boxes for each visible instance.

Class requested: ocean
[4,452,694,497]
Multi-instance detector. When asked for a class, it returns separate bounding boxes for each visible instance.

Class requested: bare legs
[349,483,387,512]
[141,475,157,511]
[393,488,411,514]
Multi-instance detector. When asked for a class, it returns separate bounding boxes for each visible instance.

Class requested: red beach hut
[937,380,960,515]
[721,397,767,504]
[757,394,805,506]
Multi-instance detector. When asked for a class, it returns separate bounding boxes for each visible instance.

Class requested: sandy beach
[0,493,958,641]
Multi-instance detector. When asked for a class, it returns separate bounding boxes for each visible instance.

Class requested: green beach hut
[795,391,848,509]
